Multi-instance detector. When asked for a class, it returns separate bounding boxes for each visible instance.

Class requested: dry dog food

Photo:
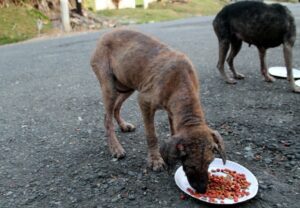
[187,168,251,203]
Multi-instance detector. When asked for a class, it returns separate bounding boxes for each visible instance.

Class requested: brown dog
[90,29,226,193]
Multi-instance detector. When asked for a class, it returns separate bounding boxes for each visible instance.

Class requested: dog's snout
[185,168,209,194]
[191,181,207,194]
[197,184,207,194]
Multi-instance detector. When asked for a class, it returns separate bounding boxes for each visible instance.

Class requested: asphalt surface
[1,3,300,208]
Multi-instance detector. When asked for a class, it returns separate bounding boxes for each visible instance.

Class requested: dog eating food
[213,1,299,92]
[90,29,226,193]
[187,168,251,203]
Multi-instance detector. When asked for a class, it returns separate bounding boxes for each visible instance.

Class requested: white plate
[268,67,300,78]
[296,80,300,87]
[174,158,259,205]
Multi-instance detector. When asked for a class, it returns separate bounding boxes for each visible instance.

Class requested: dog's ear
[211,130,226,165]
[160,135,185,169]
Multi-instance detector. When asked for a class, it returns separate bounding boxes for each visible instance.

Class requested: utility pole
[60,0,71,32]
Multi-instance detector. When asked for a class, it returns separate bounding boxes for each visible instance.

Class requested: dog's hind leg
[257,47,275,82]
[226,38,244,80]
[114,91,136,132]
[283,42,300,93]
[217,39,236,84]
[138,94,166,171]
[91,46,126,159]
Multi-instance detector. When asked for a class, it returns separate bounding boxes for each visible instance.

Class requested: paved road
[1,3,300,208]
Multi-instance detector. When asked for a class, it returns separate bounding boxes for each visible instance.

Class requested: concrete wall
[95,0,136,10]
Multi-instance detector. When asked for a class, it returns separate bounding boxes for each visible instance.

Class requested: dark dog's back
[213,1,296,48]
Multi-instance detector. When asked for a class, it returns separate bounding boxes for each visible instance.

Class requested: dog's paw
[148,156,166,172]
[120,122,135,132]
[264,75,276,82]
[225,78,237,84]
[234,73,245,80]
[110,145,126,159]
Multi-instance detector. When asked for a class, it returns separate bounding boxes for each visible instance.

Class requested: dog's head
[160,128,226,193]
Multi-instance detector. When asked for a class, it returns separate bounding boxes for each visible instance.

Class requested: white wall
[143,0,156,9]
[95,0,136,10]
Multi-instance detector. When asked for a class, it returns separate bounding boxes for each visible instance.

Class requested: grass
[98,0,227,24]
[84,0,96,11]
[136,0,144,7]
[0,6,51,45]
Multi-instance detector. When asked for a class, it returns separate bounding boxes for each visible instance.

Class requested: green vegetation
[0,6,51,45]
[98,0,227,24]
[84,0,96,11]
[136,0,144,7]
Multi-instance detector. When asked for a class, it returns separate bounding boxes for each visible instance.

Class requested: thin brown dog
[90,29,226,193]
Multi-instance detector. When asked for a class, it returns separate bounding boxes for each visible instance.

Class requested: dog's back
[213,1,296,48]
[91,29,199,95]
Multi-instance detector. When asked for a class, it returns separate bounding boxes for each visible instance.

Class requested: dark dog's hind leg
[217,40,236,84]
[258,47,275,82]
[226,38,244,80]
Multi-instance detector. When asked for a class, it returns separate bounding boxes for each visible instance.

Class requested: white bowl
[268,67,300,78]
[174,158,259,205]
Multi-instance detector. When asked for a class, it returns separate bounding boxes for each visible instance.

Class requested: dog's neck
[168,92,206,133]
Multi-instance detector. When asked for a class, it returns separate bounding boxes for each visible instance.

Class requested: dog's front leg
[258,47,275,82]
[138,95,166,171]
[283,42,300,93]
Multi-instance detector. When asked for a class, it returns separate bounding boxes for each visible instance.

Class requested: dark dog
[90,29,226,193]
[213,1,299,92]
